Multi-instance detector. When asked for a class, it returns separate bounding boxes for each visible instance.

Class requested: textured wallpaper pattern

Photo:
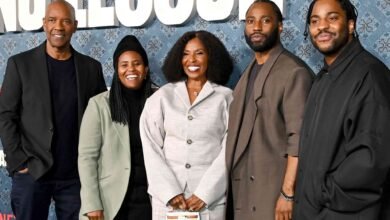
[0,0,389,217]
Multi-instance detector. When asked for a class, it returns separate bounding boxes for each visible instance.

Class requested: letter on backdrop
[197,0,237,21]
[19,0,49,31]
[116,0,154,27]
[66,0,87,28]
[154,0,196,25]
[0,0,20,32]
[0,0,286,32]
[88,0,118,27]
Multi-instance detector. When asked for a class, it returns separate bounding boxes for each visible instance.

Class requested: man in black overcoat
[0,1,106,219]
[293,0,390,219]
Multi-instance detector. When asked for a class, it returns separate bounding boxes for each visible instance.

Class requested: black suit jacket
[0,42,107,179]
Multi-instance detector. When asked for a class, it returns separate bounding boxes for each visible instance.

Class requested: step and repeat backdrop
[0,0,389,218]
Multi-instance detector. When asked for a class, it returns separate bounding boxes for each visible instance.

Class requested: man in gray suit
[0,0,106,219]
[225,1,313,220]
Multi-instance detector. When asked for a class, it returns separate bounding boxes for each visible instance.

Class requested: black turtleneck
[115,85,151,220]
[123,86,144,162]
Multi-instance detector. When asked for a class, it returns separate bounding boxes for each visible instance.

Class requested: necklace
[187,86,201,97]
[186,81,204,98]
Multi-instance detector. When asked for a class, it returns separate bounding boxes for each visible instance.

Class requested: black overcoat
[293,39,390,220]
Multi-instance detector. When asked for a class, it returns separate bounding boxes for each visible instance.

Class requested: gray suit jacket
[140,81,232,219]
[78,91,132,220]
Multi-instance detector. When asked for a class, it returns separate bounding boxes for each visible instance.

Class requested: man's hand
[169,194,187,210]
[18,168,28,174]
[275,196,293,220]
[186,195,206,212]
[87,210,104,220]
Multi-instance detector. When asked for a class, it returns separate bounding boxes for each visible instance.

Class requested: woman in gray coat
[140,30,233,220]
[78,35,153,220]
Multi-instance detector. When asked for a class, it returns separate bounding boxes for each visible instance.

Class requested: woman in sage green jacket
[78,35,153,220]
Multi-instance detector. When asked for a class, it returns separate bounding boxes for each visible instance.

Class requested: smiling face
[181,37,208,82]
[43,1,77,54]
[309,0,354,61]
[117,51,148,90]
[244,2,281,53]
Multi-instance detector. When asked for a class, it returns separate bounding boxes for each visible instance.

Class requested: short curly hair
[162,30,233,85]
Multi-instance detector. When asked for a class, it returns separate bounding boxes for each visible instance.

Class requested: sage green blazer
[78,91,131,220]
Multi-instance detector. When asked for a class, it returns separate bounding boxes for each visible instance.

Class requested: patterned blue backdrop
[0,0,389,218]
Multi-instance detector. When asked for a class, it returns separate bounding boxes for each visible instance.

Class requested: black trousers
[226,182,234,220]
[114,182,152,220]
[11,172,80,220]
[114,203,152,220]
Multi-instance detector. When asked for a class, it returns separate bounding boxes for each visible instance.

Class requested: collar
[174,80,215,108]
[321,38,364,81]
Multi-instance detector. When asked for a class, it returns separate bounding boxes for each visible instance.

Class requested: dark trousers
[11,172,80,220]
[114,203,152,220]
[226,182,234,220]
[114,183,152,220]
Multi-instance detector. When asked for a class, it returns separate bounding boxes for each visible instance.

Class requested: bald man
[0,1,106,219]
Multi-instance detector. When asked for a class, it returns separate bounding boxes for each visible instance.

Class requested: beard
[310,27,350,56]
[245,26,279,52]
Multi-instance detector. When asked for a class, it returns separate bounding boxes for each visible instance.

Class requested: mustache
[249,33,268,40]
[250,32,266,38]
[315,30,335,38]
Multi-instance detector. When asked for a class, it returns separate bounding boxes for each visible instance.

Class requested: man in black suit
[0,0,106,219]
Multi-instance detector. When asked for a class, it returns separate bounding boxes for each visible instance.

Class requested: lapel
[105,92,131,159]
[174,81,191,109]
[33,42,53,129]
[73,49,88,125]
[231,44,285,169]
[72,48,88,124]
[226,59,254,171]
[112,122,131,159]
[253,44,284,101]
[174,81,215,109]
